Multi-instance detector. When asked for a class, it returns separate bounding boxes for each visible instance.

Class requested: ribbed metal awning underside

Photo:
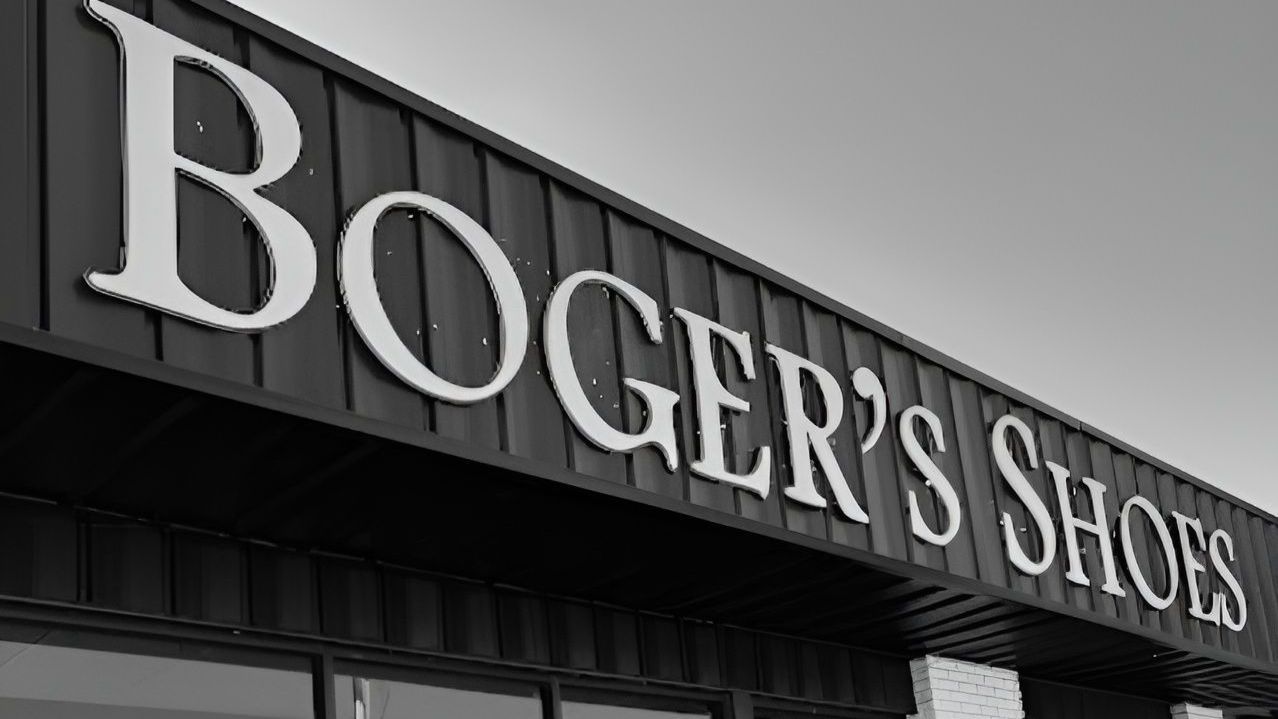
[0,337,1274,711]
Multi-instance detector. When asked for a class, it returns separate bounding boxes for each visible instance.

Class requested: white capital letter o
[339,191,528,404]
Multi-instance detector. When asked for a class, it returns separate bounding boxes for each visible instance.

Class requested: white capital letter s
[900,405,962,546]
[85,0,316,331]
[1209,528,1248,632]
[991,414,1057,576]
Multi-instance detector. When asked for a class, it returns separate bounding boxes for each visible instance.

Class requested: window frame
[0,615,317,718]
[332,657,550,719]
[0,601,907,719]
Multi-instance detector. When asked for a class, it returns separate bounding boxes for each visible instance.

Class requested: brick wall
[907,655,1023,719]
[1171,705,1223,719]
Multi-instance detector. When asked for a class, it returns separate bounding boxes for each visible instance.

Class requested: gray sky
[225,0,1278,512]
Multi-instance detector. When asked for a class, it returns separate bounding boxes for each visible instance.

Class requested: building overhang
[0,328,1274,710]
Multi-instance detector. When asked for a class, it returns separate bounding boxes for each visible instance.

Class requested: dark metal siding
[0,341,1274,707]
[5,0,1278,682]
[0,495,916,716]
[0,0,39,330]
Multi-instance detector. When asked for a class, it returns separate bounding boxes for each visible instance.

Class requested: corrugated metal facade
[0,492,915,715]
[1,0,1276,712]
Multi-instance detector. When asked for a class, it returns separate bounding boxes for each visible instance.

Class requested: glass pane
[562,701,711,719]
[0,639,312,719]
[335,674,544,719]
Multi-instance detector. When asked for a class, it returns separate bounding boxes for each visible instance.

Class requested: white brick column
[1170,704,1223,719]
[907,655,1023,719]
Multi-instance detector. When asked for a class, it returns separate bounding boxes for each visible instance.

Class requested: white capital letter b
[84,0,316,331]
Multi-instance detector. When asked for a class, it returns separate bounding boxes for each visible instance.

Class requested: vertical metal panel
[249,38,346,409]
[847,649,887,710]
[948,377,1008,588]
[721,626,760,690]
[548,182,625,483]
[153,0,256,383]
[758,634,798,696]
[383,570,442,650]
[0,498,77,601]
[1241,518,1275,664]
[641,613,685,682]
[249,544,319,633]
[713,265,781,527]
[319,558,382,641]
[548,599,598,670]
[1241,514,1276,662]
[0,0,38,328]
[795,642,824,700]
[443,578,499,657]
[665,243,733,514]
[683,620,722,687]
[1266,521,1278,650]
[594,606,641,676]
[760,284,825,539]
[498,590,552,664]
[412,116,502,447]
[607,214,682,498]
[485,152,566,464]
[915,360,978,579]
[172,532,245,624]
[43,0,155,354]
[804,304,870,553]
[803,643,857,704]
[843,327,907,562]
[88,520,166,614]
[332,80,426,428]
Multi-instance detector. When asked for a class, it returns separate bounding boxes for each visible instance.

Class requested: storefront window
[0,639,313,718]
[561,700,712,719]
[335,673,544,719]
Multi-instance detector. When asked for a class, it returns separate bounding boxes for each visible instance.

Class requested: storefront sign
[84,0,1248,632]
